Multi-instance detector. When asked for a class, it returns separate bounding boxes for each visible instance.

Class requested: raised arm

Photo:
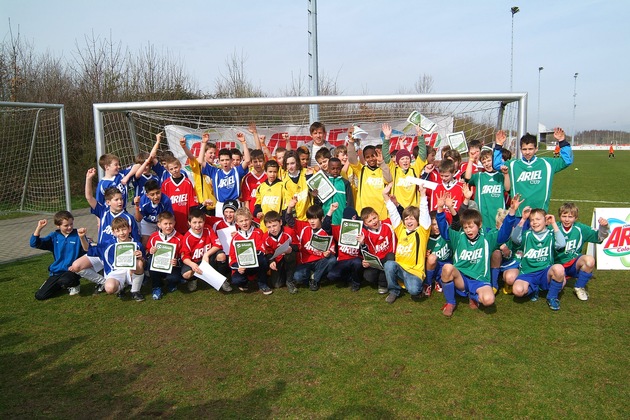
[493,130,507,171]
[501,165,511,192]
[179,137,196,162]
[381,123,392,164]
[85,168,97,209]
[554,127,574,168]
[237,132,251,169]
[382,183,401,228]
[347,130,359,164]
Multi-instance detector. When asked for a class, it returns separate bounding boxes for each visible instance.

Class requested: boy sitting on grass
[146,211,185,300]
[263,211,297,292]
[30,211,89,300]
[359,206,397,295]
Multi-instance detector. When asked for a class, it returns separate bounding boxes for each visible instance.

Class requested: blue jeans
[294,255,337,286]
[328,258,363,288]
[384,261,422,297]
[231,253,269,289]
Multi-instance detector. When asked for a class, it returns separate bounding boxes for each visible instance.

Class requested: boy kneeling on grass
[146,211,185,300]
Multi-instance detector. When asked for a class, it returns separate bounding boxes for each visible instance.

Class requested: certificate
[309,234,332,252]
[270,239,292,260]
[361,250,384,270]
[307,171,336,203]
[234,239,259,268]
[150,241,176,273]
[403,177,439,190]
[447,131,469,155]
[339,219,363,248]
[113,242,136,269]
[195,260,227,291]
[407,110,436,133]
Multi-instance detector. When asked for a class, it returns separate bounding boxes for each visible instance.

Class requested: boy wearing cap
[381,123,428,208]
[207,199,239,255]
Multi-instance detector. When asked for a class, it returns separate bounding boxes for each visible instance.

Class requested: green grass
[1,151,629,418]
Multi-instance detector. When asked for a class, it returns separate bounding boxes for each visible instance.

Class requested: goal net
[94,94,525,178]
[0,102,71,215]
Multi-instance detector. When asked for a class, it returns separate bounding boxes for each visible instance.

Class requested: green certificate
[113,242,136,269]
[307,171,336,203]
[309,234,332,252]
[150,241,176,273]
[234,240,259,268]
[361,250,384,271]
[339,219,363,248]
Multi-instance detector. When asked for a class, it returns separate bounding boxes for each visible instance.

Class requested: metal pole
[537,66,543,142]
[510,7,520,92]
[571,72,578,146]
[59,106,72,211]
[307,0,320,123]
[20,109,42,212]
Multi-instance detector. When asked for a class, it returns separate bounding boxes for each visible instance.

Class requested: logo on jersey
[374,238,391,254]
[262,196,280,207]
[481,185,502,196]
[458,248,483,263]
[170,194,188,205]
[516,170,542,184]
[366,176,384,188]
[523,247,549,261]
[192,244,211,260]
[217,176,236,189]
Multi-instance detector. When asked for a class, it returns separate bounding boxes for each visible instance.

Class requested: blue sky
[2,0,628,133]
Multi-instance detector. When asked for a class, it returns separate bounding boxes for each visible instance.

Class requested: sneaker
[93,283,105,295]
[492,287,498,295]
[502,284,513,295]
[68,285,81,296]
[117,289,126,299]
[422,284,432,297]
[469,298,479,310]
[131,292,145,302]
[187,279,197,292]
[377,286,388,295]
[385,293,397,304]
[434,282,443,293]
[547,298,560,311]
[221,281,233,292]
[152,287,163,300]
[350,283,360,292]
[167,283,178,293]
[441,303,456,317]
[260,285,273,295]
[238,284,249,292]
[309,279,319,292]
[574,287,589,301]
[286,280,298,294]
[530,289,539,302]
[410,294,421,302]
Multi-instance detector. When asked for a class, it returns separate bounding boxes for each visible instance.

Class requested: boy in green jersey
[493,127,572,216]
[555,202,610,301]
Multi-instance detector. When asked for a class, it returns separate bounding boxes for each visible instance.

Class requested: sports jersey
[161,176,198,235]
[207,216,237,254]
[147,229,184,264]
[427,234,452,262]
[388,159,427,208]
[555,222,602,265]
[188,159,217,212]
[362,220,397,259]
[321,175,354,226]
[263,229,294,264]
[254,179,285,232]
[91,203,141,246]
[386,200,430,280]
[349,162,388,220]
[99,237,143,276]
[241,170,267,214]
[512,227,564,274]
[181,227,222,263]
[282,170,312,221]
[229,226,266,268]
[437,211,515,282]
[493,141,573,215]
[137,194,174,224]
[130,173,160,198]
[96,166,133,208]
[30,229,87,276]
[293,219,335,264]
[330,224,361,262]
[201,164,248,203]
[468,171,506,229]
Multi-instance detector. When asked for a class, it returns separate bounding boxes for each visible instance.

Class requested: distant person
[609,143,615,158]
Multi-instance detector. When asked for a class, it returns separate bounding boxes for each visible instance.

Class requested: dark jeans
[269,251,296,288]
[328,257,363,288]
[293,255,337,286]
[35,271,81,300]
[363,252,395,289]
[231,252,269,289]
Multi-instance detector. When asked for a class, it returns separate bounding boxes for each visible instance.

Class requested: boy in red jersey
[229,207,272,295]
[429,159,464,222]
[241,149,267,217]
[323,204,363,292]
[161,156,198,235]
[263,211,297,292]
[146,211,184,299]
[359,206,397,295]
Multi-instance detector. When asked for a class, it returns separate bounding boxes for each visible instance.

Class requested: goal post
[93,93,527,178]
[0,101,72,214]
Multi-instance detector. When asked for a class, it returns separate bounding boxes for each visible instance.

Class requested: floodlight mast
[308,0,320,124]
[510,6,520,92]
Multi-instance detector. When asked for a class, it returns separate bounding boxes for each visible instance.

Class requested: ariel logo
[603,214,630,267]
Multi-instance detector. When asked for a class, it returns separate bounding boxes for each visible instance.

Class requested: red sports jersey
[263,229,294,263]
[207,215,237,254]
[147,230,184,261]
[181,227,222,263]
[362,220,397,259]
[229,226,266,267]
[293,219,335,264]
[241,171,267,215]
[430,181,465,223]
[161,177,198,235]
[331,225,361,262]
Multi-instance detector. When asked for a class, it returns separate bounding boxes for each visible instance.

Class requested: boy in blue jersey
[95,153,137,209]
[133,179,173,247]
[201,132,251,215]
[30,211,89,300]
[510,207,567,311]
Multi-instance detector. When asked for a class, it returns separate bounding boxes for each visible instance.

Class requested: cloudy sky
[2,0,628,133]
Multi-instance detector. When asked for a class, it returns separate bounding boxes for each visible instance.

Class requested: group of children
[31,122,610,317]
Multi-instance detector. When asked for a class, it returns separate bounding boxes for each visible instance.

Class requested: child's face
[337,151,348,164]
[299,153,310,169]
[275,152,285,167]
[520,143,538,161]
[236,215,252,231]
[189,216,205,234]
[204,148,214,163]
[398,156,411,170]
[105,160,121,175]
[166,162,182,178]
[560,212,577,229]
[308,217,322,230]
[364,149,378,168]
[403,214,419,231]
[462,221,480,239]
[252,158,265,173]
[286,157,298,174]
[310,127,326,145]
[113,226,130,241]
[146,189,162,205]
[106,194,124,212]
[317,157,329,172]
[266,220,282,236]
[58,218,74,235]
[427,152,436,164]
[430,218,440,235]
[157,217,176,235]
[481,156,493,172]
[223,208,235,223]
[363,212,380,230]
[529,212,547,232]
[440,170,455,184]
[232,154,242,167]
[328,160,342,178]
[208,147,216,160]
[266,166,278,183]
[219,154,232,170]
[469,147,481,162]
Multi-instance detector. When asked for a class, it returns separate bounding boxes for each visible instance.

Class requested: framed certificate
[113,242,137,269]
[234,239,259,268]
[150,241,176,273]
[339,219,363,248]
[309,234,332,252]
[307,171,336,203]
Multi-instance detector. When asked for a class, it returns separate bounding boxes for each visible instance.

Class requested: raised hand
[553,127,565,142]
[500,165,508,174]
[236,132,246,143]
[521,206,532,220]
[598,217,609,228]
[247,122,257,134]
[495,130,507,146]
[78,227,87,237]
[510,193,524,211]
[462,182,473,200]
[436,191,447,208]
[37,219,47,228]
[545,214,556,225]
[444,192,455,209]
[382,182,393,199]
[86,168,97,178]
[381,123,392,139]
